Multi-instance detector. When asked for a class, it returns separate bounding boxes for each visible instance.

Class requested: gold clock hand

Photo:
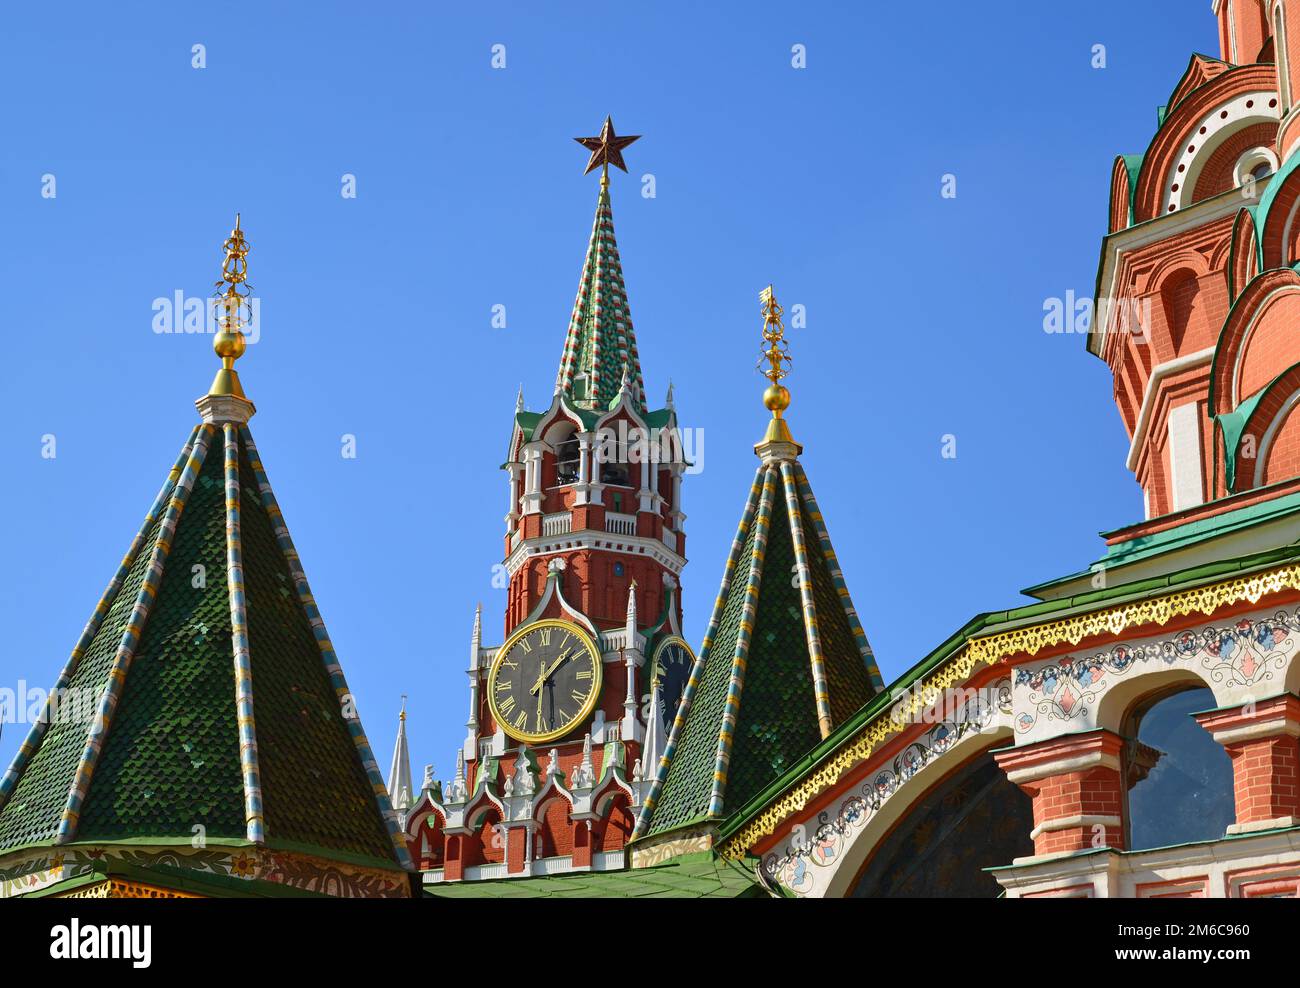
[531,649,573,695]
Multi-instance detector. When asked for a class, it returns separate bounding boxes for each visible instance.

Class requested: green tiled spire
[0,220,413,898]
[634,446,883,839]
[554,175,645,410]
[0,421,412,872]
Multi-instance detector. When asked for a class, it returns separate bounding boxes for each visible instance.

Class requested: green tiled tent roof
[635,453,883,839]
[553,177,646,411]
[0,421,411,871]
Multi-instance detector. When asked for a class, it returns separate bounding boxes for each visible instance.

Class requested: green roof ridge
[637,454,880,839]
[0,420,412,874]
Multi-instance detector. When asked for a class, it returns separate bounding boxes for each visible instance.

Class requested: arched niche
[1123,685,1235,851]
[849,750,1033,898]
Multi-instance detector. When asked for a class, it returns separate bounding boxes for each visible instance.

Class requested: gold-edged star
[575,116,640,176]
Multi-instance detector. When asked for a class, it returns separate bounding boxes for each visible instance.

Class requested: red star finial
[574,116,641,176]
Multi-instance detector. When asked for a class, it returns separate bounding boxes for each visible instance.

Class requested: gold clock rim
[650,633,697,679]
[487,618,604,744]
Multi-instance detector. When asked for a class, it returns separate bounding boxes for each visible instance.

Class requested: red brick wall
[1237,291,1300,398]
[1226,735,1300,822]
[1023,767,1125,856]
[536,796,575,857]
[596,795,635,852]
[1219,0,1270,62]
[1263,398,1300,483]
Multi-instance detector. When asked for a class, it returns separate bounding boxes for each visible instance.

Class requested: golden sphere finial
[763,383,790,413]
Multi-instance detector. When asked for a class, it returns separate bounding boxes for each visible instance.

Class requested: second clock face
[487,619,603,744]
[650,635,696,731]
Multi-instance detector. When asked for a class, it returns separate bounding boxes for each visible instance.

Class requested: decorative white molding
[997,826,1300,898]
[195,393,256,424]
[1029,813,1122,842]
[502,530,685,579]
[1165,92,1279,213]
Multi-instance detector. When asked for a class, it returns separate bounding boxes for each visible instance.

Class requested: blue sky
[0,3,1219,784]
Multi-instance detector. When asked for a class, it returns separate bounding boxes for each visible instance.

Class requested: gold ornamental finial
[758,284,795,444]
[208,214,253,399]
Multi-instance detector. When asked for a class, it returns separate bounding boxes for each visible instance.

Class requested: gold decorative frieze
[720,562,1300,859]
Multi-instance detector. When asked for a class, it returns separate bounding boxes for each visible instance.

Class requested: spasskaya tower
[400,118,697,883]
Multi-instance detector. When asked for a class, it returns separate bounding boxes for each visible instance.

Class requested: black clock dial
[488,620,602,743]
[649,636,696,731]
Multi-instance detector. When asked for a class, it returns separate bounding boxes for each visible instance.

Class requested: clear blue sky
[0,3,1218,784]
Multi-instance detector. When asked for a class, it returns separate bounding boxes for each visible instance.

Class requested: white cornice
[503,531,686,577]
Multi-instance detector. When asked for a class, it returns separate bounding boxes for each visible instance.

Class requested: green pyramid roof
[635,449,883,839]
[554,177,646,411]
[0,419,411,873]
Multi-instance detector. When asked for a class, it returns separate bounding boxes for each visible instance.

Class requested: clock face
[487,619,603,744]
[649,635,696,731]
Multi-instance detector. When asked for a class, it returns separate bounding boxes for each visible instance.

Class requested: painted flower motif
[1058,687,1078,716]
[49,854,64,871]
[230,853,256,879]
[1209,632,1235,658]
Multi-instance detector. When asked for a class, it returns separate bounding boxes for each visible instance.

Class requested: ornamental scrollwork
[761,681,1009,895]
[1014,609,1300,734]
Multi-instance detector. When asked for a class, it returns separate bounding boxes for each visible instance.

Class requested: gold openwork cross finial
[208,214,253,399]
[574,116,640,185]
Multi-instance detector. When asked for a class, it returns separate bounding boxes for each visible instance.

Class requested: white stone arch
[1164,95,1280,213]
[823,725,1012,898]
[1092,664,1223,737]
[759,708,1013,899]
[463,789,505,831]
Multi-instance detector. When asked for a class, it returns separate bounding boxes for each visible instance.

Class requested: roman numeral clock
[487,619,603,744]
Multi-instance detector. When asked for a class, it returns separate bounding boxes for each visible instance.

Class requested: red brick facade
[995,731,1126,857]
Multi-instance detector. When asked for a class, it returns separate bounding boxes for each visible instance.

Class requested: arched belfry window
[555,433,580,485]
[1124,685,1234,851]
[597,434,631,487]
